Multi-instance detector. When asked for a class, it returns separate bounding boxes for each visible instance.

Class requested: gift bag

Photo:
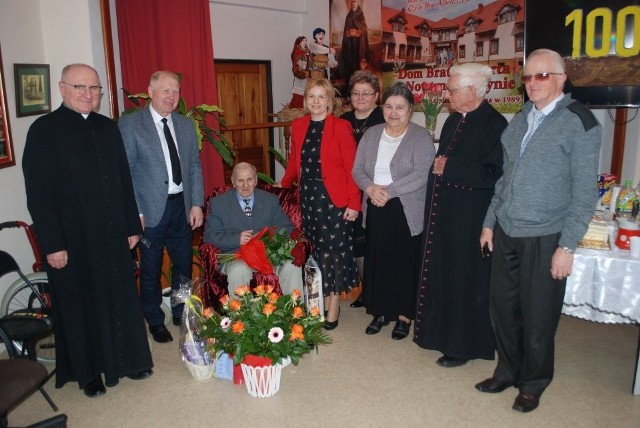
[175,282,215,380]
[303,255,324,318]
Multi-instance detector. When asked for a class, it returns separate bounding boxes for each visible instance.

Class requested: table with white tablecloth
[562,246,640,394]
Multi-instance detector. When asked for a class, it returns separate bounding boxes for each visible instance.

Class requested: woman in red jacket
[278,77,360,330]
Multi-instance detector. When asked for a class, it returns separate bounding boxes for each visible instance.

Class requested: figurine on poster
[342,0,370,88]
[308,27,338,79]
[289,36,311,109]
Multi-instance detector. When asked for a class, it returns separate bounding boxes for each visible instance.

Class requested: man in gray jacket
[475,49,601,412]
[204,162,302,295]
[119,71,204,343]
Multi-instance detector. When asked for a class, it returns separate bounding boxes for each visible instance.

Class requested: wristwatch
[560,246,574,254]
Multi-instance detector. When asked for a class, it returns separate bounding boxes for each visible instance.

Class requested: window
[476,42,484,57]
[392,22,405,32]
[465,20,478,33]
[498,6,517,24]
[459,45,466,59]
[515,33,524,51]
[490,39,499,55]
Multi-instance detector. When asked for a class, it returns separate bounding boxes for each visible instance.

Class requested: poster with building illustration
[330,0,525,114]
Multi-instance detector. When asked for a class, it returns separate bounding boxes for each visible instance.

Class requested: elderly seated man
[203,162,303,294]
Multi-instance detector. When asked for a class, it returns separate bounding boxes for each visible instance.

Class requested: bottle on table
[616,180,637,220]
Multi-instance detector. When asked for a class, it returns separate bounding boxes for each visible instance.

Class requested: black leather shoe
[324,307,340,330]
[83,376,106,398]
[324,319,339,330]
[172,317,181,326]
[365,315,390,335]
[127,369,153,380]
[391,320,411,340]
[350,299,364,308]
[475,377,513,393]
[149,324,173,343]
[512,392,540,413]
[436,355,468,368]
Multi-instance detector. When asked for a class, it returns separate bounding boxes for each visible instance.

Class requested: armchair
[198,184,310,309]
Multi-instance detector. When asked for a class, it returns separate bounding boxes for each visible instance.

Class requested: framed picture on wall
[14,63,51,117]
[0,46,15,169]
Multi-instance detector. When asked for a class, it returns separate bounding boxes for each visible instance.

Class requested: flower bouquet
[200,285,332,366]
[218,226,308,276]
[414,82,444,136]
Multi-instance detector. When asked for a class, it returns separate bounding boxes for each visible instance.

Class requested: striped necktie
[520,110,545,157]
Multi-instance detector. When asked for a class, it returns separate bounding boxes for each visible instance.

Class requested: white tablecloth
[563,247,640,324]
[562,246,640,394]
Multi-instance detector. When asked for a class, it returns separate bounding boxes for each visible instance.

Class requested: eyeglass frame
[350,91,376,98]
[61,81,103,95]
[521,72,564,83]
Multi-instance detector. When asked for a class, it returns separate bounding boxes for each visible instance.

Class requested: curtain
[115,0,224,191]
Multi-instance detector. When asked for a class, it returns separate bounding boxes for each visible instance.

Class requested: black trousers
[489,224,567,395]
[139,195,192,326]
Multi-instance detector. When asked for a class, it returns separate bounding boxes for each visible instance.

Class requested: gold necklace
[352,113,371,135]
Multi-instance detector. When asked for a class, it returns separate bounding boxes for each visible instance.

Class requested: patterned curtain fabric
[115,0,224,190]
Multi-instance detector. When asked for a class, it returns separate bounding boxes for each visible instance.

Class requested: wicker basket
[182,300,214,380]
[241,363,283,398]
[185,359,215,380]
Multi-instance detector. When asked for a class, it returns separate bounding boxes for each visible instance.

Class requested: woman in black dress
[352,82,435,340]
[340,70,385,308]
[279,77,361,330]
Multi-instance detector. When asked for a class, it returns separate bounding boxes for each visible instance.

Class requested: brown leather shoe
[475,377,513,393]
[512,392,540,412]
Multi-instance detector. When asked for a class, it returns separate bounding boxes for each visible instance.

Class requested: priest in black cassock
[23,64,153,398]
[413,63,507,367]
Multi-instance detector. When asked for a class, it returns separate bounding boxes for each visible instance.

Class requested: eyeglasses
[61,81,102,95]
[521,72,563,83]
[445,85,471,94]
[351,91,375,98]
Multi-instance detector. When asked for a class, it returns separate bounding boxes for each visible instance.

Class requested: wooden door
[215,60,273,181]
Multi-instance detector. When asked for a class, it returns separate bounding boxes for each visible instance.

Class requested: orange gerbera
[235,285,250,296]
[289,324,304,341]
[232,321,245,334]
[254,285,266,296]
[262,303,276,315]
[230,300,241,311]
[268,292,279,304]
[219,295,229,306]
[292,306,304,319]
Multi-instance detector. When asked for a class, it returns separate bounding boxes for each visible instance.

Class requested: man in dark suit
[119,71,204,343]
[204,162,302,294]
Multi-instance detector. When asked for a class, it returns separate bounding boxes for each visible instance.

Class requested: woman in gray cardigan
[352,82,435,340]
